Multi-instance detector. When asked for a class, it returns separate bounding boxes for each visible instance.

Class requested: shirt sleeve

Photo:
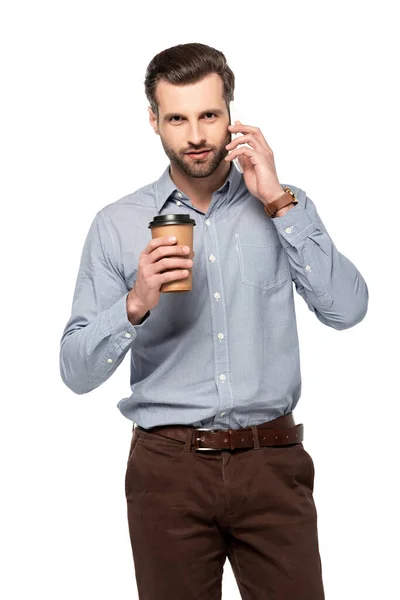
[271,187,369,330]
[59,210,150,395]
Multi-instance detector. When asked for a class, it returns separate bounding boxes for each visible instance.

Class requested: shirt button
[107,358,113,363]
[209,254,216,262]
[205,219,211,226]
[177,192,183,198]
[305,265,311,271]
[220,412,226,417]
[219,374,226,381]
[124,332,132,338]
[285,226,294,233]
[217,333,224,340]
[176,200,182,206]
[214,292,221,300]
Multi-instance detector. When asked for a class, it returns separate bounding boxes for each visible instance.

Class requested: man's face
[150,73,232,178]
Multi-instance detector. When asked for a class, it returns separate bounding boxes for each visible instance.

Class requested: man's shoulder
[100,179,158,221]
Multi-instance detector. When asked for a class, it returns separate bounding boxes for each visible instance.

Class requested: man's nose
[187,123,206,146]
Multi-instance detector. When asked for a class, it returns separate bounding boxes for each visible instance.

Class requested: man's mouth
[186,150,212,159]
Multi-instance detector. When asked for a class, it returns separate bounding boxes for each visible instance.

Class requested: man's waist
[136,413,302,451]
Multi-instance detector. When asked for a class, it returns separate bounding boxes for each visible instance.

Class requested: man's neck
[169,161,231,209]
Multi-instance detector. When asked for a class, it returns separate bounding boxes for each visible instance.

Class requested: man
[60,42,368,600]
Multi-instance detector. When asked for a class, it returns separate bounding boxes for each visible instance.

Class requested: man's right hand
[127,236,194,323]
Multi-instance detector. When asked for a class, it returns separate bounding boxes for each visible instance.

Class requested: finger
[143,235,177,256]
[150,241,191,264]
[226,133,262,152]
[160,269,189,282]
[224,145,257,162]
[228,123,272,152]
[153,255,193,275]
[228,123,259,133]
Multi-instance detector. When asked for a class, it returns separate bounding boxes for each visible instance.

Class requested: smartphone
[229,100,250,174]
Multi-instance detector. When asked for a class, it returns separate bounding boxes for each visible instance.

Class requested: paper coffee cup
[148,214,196,292]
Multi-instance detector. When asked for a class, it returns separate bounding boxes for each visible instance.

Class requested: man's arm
[59,210,149,395]
[272,187,369,330]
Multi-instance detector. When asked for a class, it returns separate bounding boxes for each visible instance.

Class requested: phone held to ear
[228,100,250,174]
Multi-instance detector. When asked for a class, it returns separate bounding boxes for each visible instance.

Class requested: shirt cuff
[108,292,150,348]
[271,202,317,247]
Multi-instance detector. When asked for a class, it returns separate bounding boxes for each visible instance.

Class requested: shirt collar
[154,161,242,213]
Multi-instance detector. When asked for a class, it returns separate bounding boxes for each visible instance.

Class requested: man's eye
[169,113,216,122]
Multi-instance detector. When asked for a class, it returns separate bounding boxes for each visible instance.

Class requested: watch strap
[264,186,298,218]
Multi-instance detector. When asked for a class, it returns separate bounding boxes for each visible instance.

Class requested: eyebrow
[163,108,225,121]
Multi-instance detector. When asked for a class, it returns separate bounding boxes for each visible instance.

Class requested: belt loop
[183,428,193,453]
[250,425,260,450]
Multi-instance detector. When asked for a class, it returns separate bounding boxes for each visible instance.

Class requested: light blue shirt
[59,163,368,429]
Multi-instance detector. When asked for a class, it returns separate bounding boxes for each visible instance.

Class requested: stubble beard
[160,130,232,179]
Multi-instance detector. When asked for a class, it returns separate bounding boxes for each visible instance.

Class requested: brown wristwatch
[264,186,298,218]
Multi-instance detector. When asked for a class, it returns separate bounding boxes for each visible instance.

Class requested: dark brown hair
[144,43,235,121]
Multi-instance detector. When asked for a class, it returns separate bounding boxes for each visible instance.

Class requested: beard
[159,129,232,179]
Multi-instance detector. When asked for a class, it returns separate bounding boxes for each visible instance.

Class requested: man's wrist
[274,204,295,218]
[262,186,296,218]
[126,290,150,325]
[261,185,285,205]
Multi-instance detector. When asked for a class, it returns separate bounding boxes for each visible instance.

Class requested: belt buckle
[195,427,219,451]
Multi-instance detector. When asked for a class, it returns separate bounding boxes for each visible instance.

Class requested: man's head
[145,43,235,179]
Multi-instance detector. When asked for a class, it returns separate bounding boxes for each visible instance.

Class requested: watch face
[284,186,297,201]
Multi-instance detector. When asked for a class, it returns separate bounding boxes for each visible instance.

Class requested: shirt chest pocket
[235,233,290,291]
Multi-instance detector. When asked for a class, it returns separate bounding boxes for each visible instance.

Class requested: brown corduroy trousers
[124,415,325,600]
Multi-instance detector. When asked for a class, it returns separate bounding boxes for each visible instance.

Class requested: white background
[1,1,399,598]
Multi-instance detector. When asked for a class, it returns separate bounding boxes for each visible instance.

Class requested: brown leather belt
[137,413,303,451]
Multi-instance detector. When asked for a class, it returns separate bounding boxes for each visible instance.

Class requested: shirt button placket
[204,216,230,421]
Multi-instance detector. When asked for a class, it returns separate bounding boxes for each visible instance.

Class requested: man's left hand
[225,120,284,204]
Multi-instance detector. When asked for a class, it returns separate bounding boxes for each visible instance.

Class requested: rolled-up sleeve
[59,210,149,395]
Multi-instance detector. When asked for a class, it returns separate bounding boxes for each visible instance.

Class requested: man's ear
[148,106,159,135]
